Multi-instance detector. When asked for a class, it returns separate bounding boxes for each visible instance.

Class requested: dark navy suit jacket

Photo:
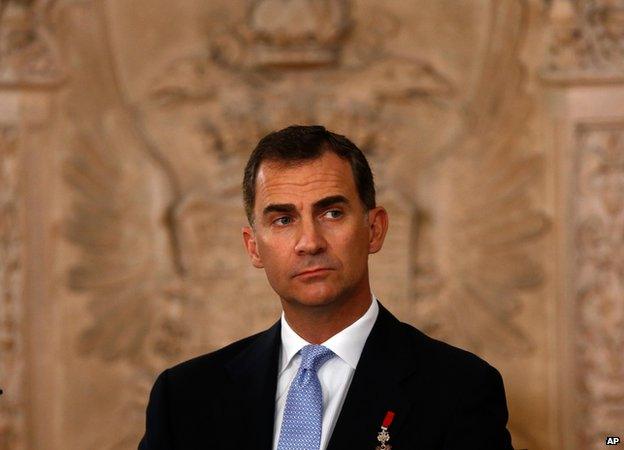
[138,303,514,449]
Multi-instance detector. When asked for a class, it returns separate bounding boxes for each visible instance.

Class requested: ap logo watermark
[606,436,621,445]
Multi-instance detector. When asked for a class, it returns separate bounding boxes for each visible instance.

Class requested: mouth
[294,268,334,278]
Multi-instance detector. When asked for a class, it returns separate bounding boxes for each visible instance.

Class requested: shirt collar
[279,294,379,374]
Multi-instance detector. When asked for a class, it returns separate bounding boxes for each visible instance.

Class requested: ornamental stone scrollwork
[403,0,550,358]
[0,125,25,450]
[575,124,624,450]
[63,114,197,448]
[144,0,453,199]
[0,0,64,87]
[543,0,624,82]
[247,0,351,68]
[57,3,197,447]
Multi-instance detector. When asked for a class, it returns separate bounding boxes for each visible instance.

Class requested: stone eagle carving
[63,0,548,368]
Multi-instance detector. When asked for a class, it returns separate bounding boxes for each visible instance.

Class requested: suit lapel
[224,321,281,450]
[219,304,420,450]
[327,304,420,450]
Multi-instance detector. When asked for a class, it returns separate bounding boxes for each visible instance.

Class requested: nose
[294,218,327,255]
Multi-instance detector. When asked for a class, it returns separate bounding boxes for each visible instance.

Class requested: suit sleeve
[138,369,174,450]
[443,364,514,450]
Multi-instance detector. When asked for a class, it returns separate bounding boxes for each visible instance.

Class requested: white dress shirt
[272,296,379,450]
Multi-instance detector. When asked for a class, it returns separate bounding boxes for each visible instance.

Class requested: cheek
[257,237,290,274]
[332,225,370,264]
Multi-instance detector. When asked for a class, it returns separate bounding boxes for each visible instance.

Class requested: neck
[281,283,373,344]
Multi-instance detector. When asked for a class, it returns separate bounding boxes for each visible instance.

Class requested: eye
[323,209,343,219]
[273,216,293,226]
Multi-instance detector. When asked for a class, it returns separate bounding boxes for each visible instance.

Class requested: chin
[286,285,342,308]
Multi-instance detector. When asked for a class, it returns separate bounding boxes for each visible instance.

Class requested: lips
[294,267,333,278]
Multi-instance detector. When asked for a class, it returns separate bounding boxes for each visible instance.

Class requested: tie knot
[299,344,334,371]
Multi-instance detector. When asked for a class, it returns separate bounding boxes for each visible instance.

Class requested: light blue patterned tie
[277,344,335,450]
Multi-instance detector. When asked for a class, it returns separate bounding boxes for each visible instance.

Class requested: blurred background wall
[0,0,623,449]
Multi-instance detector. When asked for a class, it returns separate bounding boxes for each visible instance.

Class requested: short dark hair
[243,125,376,224]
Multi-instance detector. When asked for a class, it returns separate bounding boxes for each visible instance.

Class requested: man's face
[242,151,387,309]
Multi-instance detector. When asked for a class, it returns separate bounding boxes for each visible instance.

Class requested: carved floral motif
[0,126,25,450]
[544,0,624,82]
[0,0,64,86]
[575,125,624,450]
[248,0,350,67]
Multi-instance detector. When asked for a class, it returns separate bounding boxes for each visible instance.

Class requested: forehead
[255,152,357,204]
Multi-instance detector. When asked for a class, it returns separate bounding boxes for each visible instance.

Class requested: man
[138,125,514,450]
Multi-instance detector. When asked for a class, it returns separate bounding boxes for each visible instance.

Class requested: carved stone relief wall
[0,0,64,448]
[0,126,25,450]
[53,1,551,448]
[544,0,624,82]
[575,124,624,450]
[541,1,624,449]
[0,0,63,87]
[1,0,622,449]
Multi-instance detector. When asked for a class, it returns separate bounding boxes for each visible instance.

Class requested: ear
[242,225,264,268]
[367,206,389,254]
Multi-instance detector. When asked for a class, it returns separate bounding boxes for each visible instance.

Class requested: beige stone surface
[0,1,623,449]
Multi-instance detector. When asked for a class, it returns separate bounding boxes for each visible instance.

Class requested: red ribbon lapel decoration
[375,410,395,450]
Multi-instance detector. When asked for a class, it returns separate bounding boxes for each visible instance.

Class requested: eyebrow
[313,195,349,210]
[262,195,350,217]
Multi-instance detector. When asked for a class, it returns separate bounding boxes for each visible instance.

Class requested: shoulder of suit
[163,327,273,381]
[394,319,502,384]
